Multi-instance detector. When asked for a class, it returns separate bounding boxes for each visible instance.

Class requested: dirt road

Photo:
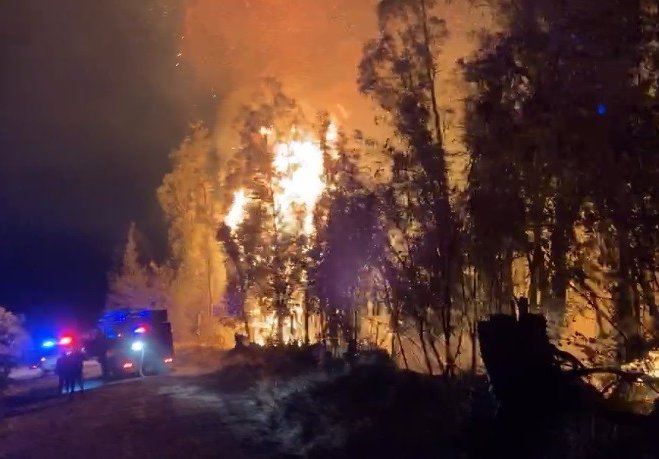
[0,374,266,459]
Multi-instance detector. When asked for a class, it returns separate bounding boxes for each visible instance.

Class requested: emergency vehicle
[97,309,174,377]
[30,335,76,373]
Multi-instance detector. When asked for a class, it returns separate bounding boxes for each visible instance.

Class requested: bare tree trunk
[242,293,251,341]
[528,223,543,309]
[384,282,398,357]
[276,297,285,344]
[640,268,657,316]
[442,245,455,377]
[428,334,445,373]
[495,256,504,313]
[419,0,444,150]
[276,316,284,344]
[204,254,214,342]
[375,320,380,347]
[630,261,643,326]
[417,316,433,375]
[320,307,326,342]
[207,254,213,318]
[304,299,310,345]
[397,331,409,370]
[550,197,575,314]
[471,296,479,374]
[443,315,453,377]
[502,248,514,314]
[616,227,635,340]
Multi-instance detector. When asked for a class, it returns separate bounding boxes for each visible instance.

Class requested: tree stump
[478,313,590,417]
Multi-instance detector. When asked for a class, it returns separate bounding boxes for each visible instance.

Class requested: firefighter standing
[69,349,85,395]
[55,352,69,395]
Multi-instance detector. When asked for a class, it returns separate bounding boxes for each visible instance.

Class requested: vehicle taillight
[59,336,73,346]
[122,362,133,369]
[164,357,173,364]
[134,326,147,334]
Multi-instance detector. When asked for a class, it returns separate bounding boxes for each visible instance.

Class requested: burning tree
[218,80,334,344]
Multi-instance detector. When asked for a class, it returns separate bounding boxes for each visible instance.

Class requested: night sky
[0,1,209,324]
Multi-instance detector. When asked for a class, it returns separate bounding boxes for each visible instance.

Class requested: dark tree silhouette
[464,0,659,360]
[359,0,460,374]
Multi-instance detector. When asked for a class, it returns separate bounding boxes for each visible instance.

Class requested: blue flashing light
[42,339,56,348]
[597,103,607,116]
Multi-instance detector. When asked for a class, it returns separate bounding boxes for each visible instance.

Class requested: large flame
[248,303,306,346]
[272,138,325,235]
[225,189,249,231]
[225,123,336,236]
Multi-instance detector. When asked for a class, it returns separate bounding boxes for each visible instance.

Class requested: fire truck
[96,309,174,377]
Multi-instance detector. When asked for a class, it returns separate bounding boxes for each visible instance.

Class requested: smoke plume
[180,0,492,164]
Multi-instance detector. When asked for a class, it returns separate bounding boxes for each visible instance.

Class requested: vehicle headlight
[131,341,144,352]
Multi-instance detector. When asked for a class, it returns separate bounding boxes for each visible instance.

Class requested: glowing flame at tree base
[247,302,316,346]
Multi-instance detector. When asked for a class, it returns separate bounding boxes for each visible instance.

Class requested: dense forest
[106,0,658,374]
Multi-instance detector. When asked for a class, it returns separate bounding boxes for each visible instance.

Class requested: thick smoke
[181,0,379,150]
[180,0,492,165]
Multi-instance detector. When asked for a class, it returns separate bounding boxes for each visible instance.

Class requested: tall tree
[158,124,225,342]
[359,0,459,374]
[219,80,309,344]
[308,127,382,346]
[106,222,152,310]
[464,0,659,359]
